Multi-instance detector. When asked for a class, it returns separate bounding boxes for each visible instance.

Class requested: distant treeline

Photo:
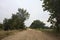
[30,20,50,29]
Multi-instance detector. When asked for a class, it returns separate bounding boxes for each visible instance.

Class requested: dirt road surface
[2,29,58,40]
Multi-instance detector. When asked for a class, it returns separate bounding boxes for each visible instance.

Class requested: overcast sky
[0,0,51,27]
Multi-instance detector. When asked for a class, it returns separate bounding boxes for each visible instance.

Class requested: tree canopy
[3,8,30,30]
[42,0,60,31]
[30,20,45,29]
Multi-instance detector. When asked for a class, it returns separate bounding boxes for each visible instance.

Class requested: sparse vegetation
[0,30,19,40]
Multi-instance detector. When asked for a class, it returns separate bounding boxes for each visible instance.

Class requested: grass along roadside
[33,28,60,40]
[0,30,20,40]
[38,28,60,40]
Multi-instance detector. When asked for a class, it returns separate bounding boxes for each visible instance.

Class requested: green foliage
[30,20,45,29]
[3,8,29,30]
[3,18,9,30]
[42,0,60,31]
[0,23,3,30]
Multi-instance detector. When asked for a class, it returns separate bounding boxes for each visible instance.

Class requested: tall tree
[3,8,30,30]
[42,0,60,31]
[13,8,30,29]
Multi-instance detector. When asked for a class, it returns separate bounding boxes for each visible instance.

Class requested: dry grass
[40,29,60,40]
[0,30,19,40]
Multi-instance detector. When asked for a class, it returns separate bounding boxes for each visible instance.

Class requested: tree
[42,0,60,31]
[3,18,9,30]
[0,23,3,30]
[12,8,29,29]
[3,8,30,30]
[30,20,45,29]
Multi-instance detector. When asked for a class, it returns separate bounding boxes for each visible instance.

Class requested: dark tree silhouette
[30,20,45,29]
[0,23,3,30]
[3,8,30,30]
[42,0,60,31]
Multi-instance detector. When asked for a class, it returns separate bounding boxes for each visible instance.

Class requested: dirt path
[2,29,58,40]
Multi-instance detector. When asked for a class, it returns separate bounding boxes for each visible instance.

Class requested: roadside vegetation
[0,0,60,40]
[30,0,60,33]
[0,8,29,40]
[42,0,60,32]
[29,19,60,39]
[0,8,29,31]
[30,20,50,30]
[0,30,20,40]
[3,8,29,30]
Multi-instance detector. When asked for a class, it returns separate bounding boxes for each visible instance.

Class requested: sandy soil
[2,29,59,40]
